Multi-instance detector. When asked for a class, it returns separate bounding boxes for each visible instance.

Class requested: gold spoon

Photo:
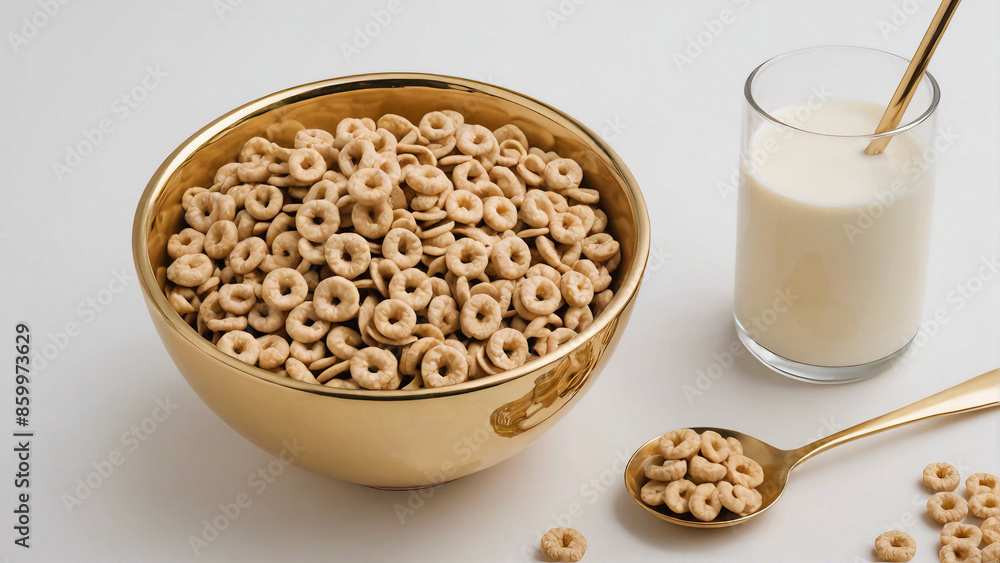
[625,368,1000,528]
[865,0,961,155]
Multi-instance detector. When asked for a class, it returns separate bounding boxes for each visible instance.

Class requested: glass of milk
[734,46,941,383]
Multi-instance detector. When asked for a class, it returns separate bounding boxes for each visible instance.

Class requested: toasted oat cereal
[970,492,1000,519]
[928,492,969,524]
[925,463,962,492]
[968,474,1000,496]
[874,530,916,562]
[941,522,983,548]
[540,527,586,562]
[939,542,981,563]
[163,110,622,390]
[983,517,1000,546]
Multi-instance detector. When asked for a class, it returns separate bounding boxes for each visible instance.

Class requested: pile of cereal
[639,429,764,521]
[873,464,1000,562]
[163,111,620,390]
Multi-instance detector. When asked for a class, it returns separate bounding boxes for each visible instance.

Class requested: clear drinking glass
[734,46,941,383]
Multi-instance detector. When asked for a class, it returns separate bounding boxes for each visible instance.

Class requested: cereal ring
[373,299,417,340]
[227,237,267,275]
[247,302,285,333]
[699,430,731,464]
[219,282,256,315]
[217,330,260,365]
[456,124,497,157]
[245,184,283,220]
[312,276,360,322]
[256,334,289,370]
[427,295,461,335]
[289,340,326,365]
[664,479,696,514]
[545,327,576,355]
[349,348,400,390]
[923,463,962,492]
[518,276,562,316]
[419,111,457,141]
[203,220,238,260]
[167,228,205,259]
[445,190,484,225]
[347,167,393,206]
[875,530,916,562]
[939,542,981,563]
[517,153,546,187]
[582,233,619,262]
[351,201,393,239]
[559,271,594,308]
[726,437,744,456]
[285,302,330,344]
[445,238,489,278]
[740,487,763,515]
[660,429,701,460]
[689,455,728,484]
[724,455,764,488]
[259,230,302,272]
[983,517,1000,545]
[486,328,529,370]
[563,306,593,332]
[481,196,518,232]
[969,474,1000,496]
[689,483,722,522]
[338,138,377,176]
[186,192,236,233]
[519,190,555,228]
[260,267,307,311]
[928,492,969,524]
[982,542,999,563]
[540,528,586,563]
[460,293,501,340]
[400,337,441,378]
[167,253,214,287]
[388,269,433,311]
[592,289,614,313]
[640,480,668,506]
[285,357,319,384]
[644,455,687,482]
[543,158,583,191]
[716,481,752,514]
[942,522,983,547]
[406,164,451,195]
[326,326,362,360]
[421,345,469,388]
[295,199,340,243]
[971,493,1000,519]
[549,212,587,245]
[382,228,422,270]
[325,233,371,279]
[167,286,199,315]
[490,236,531,280]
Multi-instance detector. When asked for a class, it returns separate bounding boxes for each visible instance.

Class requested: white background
[2,1,998,562]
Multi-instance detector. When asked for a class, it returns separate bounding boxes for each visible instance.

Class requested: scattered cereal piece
[874,530,916,562]
[540,527,586,562]
[924,463,962,492]
[928,492,970,524]
[941,522,983,548]
[939,542,981,563]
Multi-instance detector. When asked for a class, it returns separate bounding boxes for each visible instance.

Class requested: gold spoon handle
[790,368,1000,468]
[865,0,961,155]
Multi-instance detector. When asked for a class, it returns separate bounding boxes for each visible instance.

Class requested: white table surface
[2,1,998,561]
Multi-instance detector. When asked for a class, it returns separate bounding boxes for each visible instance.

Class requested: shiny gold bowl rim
[131,72,650,400]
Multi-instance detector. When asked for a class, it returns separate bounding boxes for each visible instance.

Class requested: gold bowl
[132,73,650,489]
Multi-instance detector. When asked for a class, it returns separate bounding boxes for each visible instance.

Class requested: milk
[734,99,935,367]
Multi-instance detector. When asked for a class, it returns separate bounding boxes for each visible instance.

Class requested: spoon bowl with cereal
[625,368,1000,528]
